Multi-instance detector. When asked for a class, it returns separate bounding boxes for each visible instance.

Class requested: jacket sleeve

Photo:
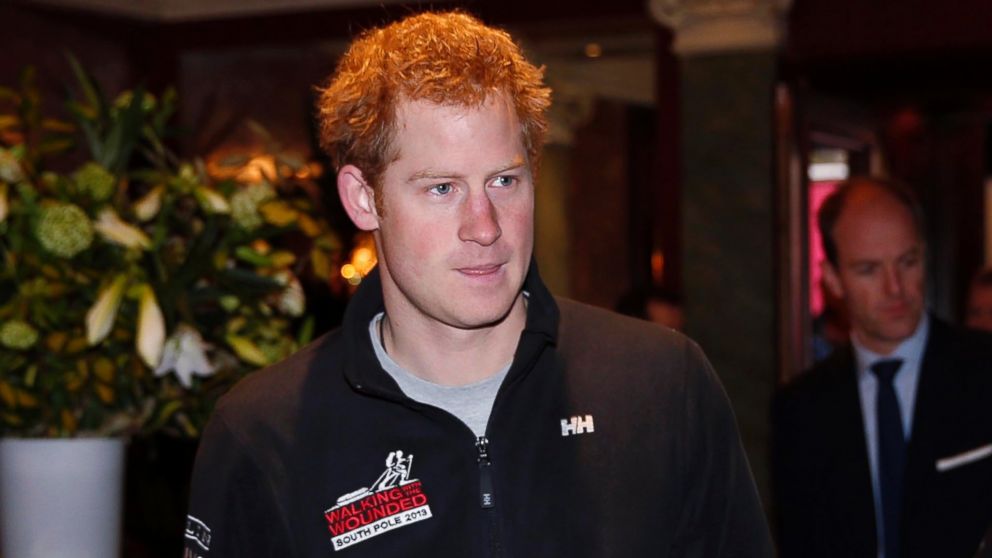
[184,412,293,558]
[670,340,774,558]
[769,384,821,557]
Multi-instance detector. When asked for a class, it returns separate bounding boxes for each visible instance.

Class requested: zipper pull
[476,436,495,509]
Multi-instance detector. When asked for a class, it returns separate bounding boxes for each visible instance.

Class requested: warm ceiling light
[584,43,602,58]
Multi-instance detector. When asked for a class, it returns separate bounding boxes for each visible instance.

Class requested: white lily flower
[196,186,231,214]
[136,285,165,369]
[133,185,165,222]
[95,208,152,250]
[85,275,128,345]
[154,324,215,388]
[275,271,306,317]
[0,183,8,224]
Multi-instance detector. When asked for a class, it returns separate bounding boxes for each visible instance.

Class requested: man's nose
[883,266,905,297]
[458,190,501,246]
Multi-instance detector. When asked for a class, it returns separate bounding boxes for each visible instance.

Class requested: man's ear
[337,165,379,231]
[821,259,845,300]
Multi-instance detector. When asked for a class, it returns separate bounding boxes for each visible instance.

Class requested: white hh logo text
[561,415,595,437]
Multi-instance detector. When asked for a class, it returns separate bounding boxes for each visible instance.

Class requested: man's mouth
[456,263,504,276]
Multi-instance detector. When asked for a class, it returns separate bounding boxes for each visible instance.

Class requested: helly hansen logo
[561,415,595,436]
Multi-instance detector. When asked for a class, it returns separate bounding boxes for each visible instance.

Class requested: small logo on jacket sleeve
[561,414,595,436]
[324,450,433,551]
[184,515,211,556]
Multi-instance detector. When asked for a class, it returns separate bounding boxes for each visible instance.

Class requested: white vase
[0,437,126,558]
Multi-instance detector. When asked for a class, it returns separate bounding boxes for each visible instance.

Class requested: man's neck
[851,313,927,357]
[380,295,526,387]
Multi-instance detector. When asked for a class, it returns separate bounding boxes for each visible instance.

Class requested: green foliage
[0,59,341,438]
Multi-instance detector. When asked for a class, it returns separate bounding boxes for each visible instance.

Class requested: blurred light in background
[584,43,602,58]
[808,148,849,182]
[340,233,377,286]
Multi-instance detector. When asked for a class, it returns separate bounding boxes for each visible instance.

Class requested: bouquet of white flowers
[0,60,341,437]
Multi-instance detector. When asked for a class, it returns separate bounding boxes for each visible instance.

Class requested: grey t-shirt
[368,313,509,437]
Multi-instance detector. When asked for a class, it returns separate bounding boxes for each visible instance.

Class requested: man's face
[966,284,992,332]
[822,188,926,355]
[372,94,534,331]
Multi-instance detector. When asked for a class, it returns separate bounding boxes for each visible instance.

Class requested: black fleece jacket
[184,265,772,557]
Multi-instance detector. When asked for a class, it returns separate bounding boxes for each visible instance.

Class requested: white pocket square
[936,443,992,472]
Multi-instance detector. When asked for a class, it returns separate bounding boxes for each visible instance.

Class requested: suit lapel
[901,317,949,536]
[829,348,878,555]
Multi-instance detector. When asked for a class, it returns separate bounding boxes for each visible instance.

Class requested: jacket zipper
[476,436,495,508]
[476,435,502,556]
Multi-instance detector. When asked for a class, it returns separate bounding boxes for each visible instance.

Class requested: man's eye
[429,183,453,195]
[492,176,515,188]
[854,265,876,276]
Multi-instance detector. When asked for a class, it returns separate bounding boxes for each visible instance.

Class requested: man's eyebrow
[844,256,879,267]
[899,246,923,259]
[846,246,922,267]
[406,169,463,182]
[490,158,527,176]
[406,157,528,183]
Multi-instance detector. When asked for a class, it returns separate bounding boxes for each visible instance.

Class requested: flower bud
[195,186,231,214]
[85,274,128,345]
[133,185,165,222]
[136,285,165,368]
[94,208,151,250]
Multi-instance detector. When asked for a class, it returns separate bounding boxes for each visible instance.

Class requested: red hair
[316,11,551,199]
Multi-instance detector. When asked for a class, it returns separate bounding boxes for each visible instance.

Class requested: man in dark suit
[772,176,992,558]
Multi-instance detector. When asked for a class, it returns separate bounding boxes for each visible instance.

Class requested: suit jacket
[772,317,992,557]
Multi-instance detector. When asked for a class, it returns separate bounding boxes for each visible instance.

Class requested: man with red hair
[185,12,770,557]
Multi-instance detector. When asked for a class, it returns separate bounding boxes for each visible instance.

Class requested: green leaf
[297,315,314,346]
[66,102,103,160]
[129,169,171,184]
[99,86,148,172]
[234,245,272,267]
[226,335,269,367]
[65,53,105,118]
[216,268,282,296]
[152,87,177,134]
[146,399,183,432]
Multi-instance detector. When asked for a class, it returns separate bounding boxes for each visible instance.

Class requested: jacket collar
[339,258,559,397]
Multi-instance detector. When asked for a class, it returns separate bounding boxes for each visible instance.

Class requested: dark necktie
[871,358,906,558]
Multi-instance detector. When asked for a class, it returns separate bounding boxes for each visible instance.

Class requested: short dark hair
[817,176,925,266]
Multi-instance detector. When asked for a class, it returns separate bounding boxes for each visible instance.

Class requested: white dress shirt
[852,314,930,558]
